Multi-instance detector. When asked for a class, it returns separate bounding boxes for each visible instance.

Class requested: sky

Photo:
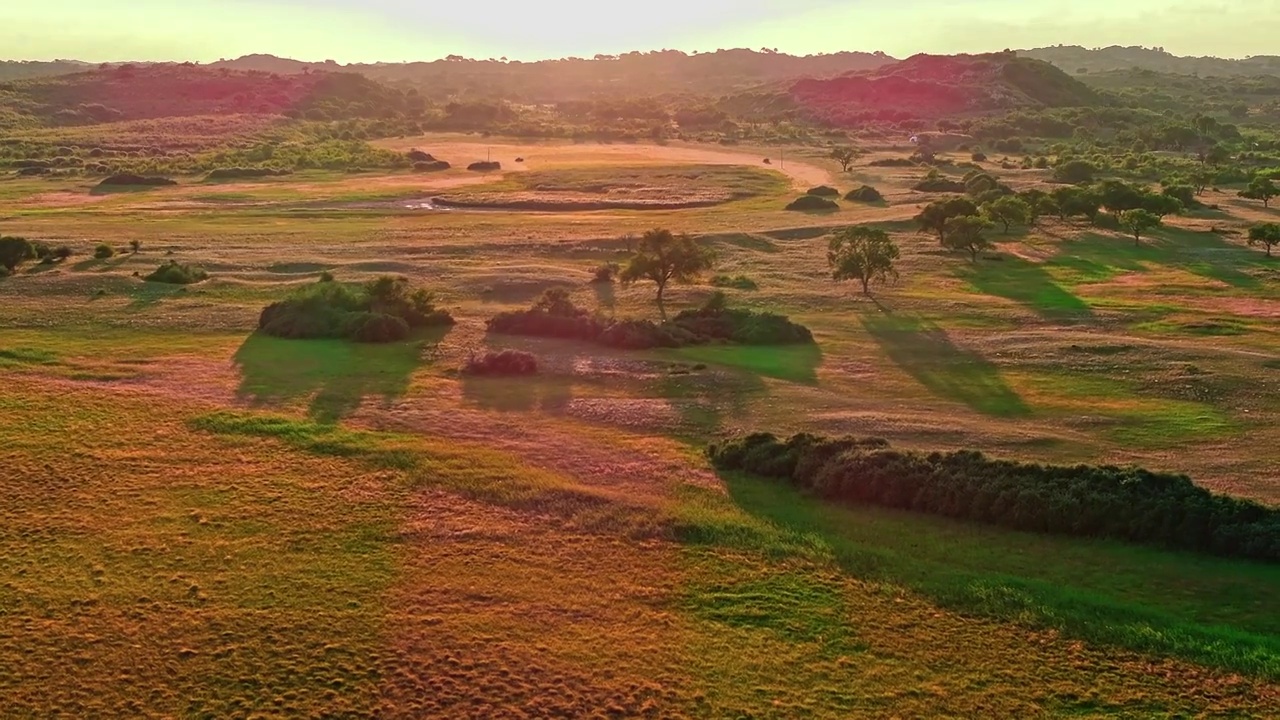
[2,0,1278,63]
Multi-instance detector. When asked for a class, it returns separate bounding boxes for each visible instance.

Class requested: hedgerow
[707,433,1280,562]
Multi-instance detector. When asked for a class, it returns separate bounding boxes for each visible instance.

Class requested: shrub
[467,161,502,172]
[806,185,840,197]
[463,349,539,376]
[786,195,839,212]
[0,236,34,272]
[971,151,987,162]
[868,158,916,168]
[412,160,451,172]
[144,261,208,285]
[707,434,1280,562]
[258,276,453,343]
[844,185,884,203]
[590,263,618,284]
[406,149,436,162]
[1053,160,1097,184]
[93,244,115,259]
[97,173,176,187]
[347,312,410,343]
[710,274,759,290]
[53,245,73,261]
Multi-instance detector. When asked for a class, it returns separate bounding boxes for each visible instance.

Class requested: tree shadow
[233,328,450,424]
[126,282,188,310]
[667,343,824,386]
[1070,231,1265,291]
[655,365,767,441]
[860,309,1030,418]
[591,280,616,313]
[459,373,574,414]
[957,255,1093,321]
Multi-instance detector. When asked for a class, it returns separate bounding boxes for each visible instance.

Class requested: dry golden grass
[2,134,1280,716]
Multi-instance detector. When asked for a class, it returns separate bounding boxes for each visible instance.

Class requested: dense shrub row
[97,173,176,187]
[463,350,539,376]
[412,160,451,172]
[258,275,454,344]
[468,161,502,172]
[487,289,813,350]
[204,167,293,180]
[707,433,1280,562]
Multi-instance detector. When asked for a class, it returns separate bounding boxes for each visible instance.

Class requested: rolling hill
[788,52,1105,125]
[1020,45,1280,77]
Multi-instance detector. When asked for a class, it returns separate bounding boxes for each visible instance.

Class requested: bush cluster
[806,185,840,197]
[487,289,813,350]
[412,160,451,172]
[467,161,502,172]
[844,185,884,202]
[463,350,539,376]
[93,244,115,259]
[786,195,839,211]
[710,274,759,290]
[144,261,208,285]
[258,276,454,344]
[707,433,1280,562]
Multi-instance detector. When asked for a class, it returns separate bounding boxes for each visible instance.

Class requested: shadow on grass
[233,328,450,423]
[957,254,1093,321]
[459,373,574,414]
[1070,231,1266,290]
[668,343,823,385]
[591,280,616,313]
[126,282,189,310]
[861,309,1029,417]
[699,472,1280,679]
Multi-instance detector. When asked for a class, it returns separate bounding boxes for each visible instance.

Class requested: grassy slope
[2,134,1279,715]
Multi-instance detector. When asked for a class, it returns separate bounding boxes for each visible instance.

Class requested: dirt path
[374,136,832,190]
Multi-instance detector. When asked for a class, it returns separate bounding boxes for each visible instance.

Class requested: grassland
[2,134,1279,717]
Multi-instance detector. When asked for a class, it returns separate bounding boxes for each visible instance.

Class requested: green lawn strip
[672,476,1280,680]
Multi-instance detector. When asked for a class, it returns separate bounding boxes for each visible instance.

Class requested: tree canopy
[827,226,900,295]
[619,228,716,317]
[942,215,994,262]
[1119,208,1162,246]
[1248,222,1280,258]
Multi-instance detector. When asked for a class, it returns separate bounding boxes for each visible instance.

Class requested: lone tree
[916,197,978,242]
[942,215,994,262]
[830,146,857,173]
[827,226,900,296]
[0,236,33,273]
[1120,209,1162,247]
[1248,222,1280,258]
[620,228,715,318]
[1240,177,1279,208]
[983,195,1031,234]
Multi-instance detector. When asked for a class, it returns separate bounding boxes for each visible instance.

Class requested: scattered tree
[1140,192,1183,218]
[129,240,142,254]
[983,195,1032,234]
[1240,177,1279,208]
[1162,184,1197,209]
[1097,180,1146,218]
[1053,186,1102,223]
[1053,159,1097,184]
[1119,209,1162,247]
[830,146,857,173]
[942,215,994,262]
[827,226,900,296]
[1248,222,1280,258]
[620,228,716,318]
[916,198,978,242]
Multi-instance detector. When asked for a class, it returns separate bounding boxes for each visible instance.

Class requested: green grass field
[2,135,1279,716]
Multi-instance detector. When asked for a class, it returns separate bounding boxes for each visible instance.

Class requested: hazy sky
[3,0,1277,63]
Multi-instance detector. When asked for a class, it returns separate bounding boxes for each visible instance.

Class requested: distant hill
[789,52,1103,125]
[208,49,898,101]
[1020,46,1280,77]
[0,60,96,81]
[0,64,425,127]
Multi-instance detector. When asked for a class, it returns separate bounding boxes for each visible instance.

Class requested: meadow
[2,133,1279,717]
